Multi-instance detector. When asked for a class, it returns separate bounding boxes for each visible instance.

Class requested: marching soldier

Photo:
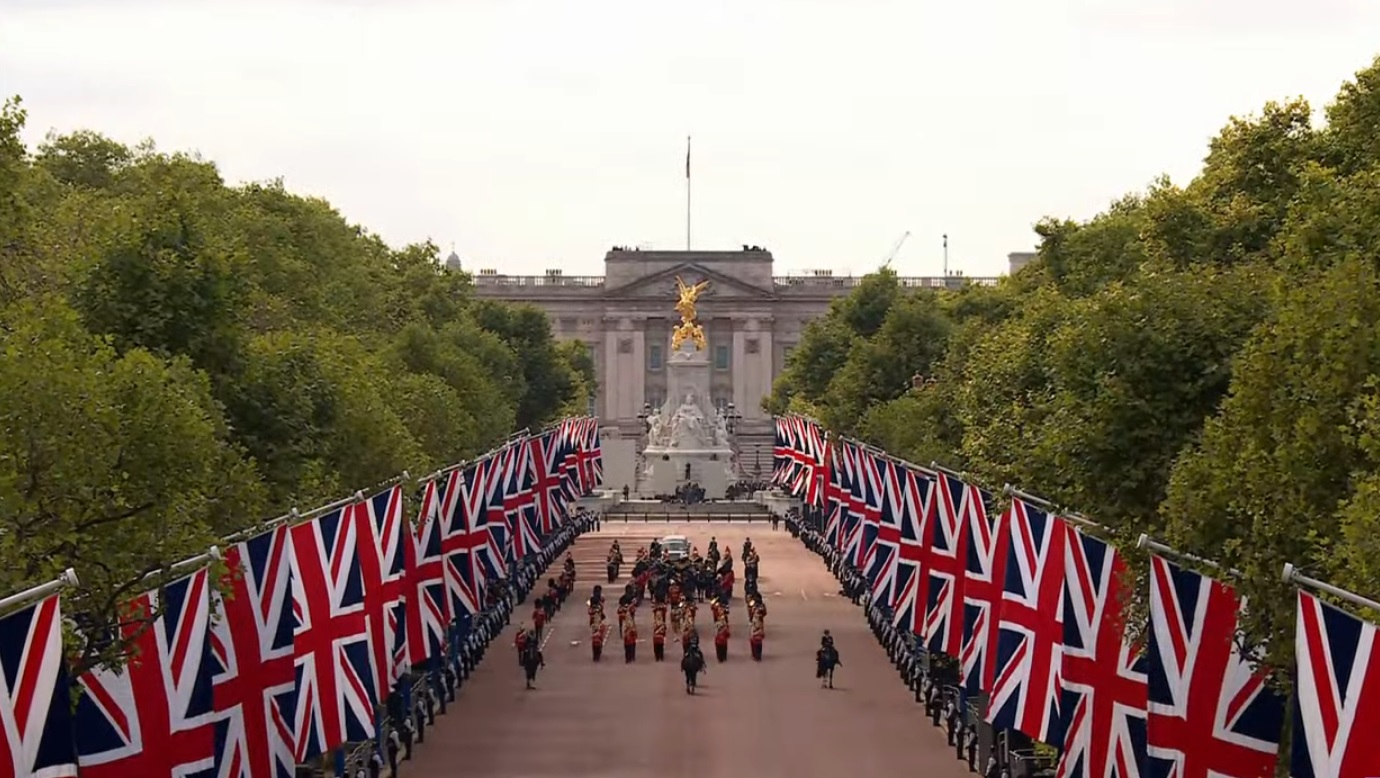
[711,599,730,662]
[607,541,622,583]
[591,611,607,662]
[652,602,668,661]
[532,600,547,644]
[749,604,766,661]
[513,625,530,666]
[623,605,639,663]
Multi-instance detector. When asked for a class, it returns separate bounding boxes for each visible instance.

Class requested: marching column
[652,602,668,661]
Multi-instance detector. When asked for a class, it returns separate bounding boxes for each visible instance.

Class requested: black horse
[521,643,544,690]
[816,646,840,689]
[681,647,707,694]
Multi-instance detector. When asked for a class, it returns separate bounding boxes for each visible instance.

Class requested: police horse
[816,645,840,689]
[521,642,544,690]
[681,643,707,694]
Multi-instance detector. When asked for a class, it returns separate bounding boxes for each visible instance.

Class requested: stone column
[602,320,621,422]
[751,316,774,419]
[732,316,749,413]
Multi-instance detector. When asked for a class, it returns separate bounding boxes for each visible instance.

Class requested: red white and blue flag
[355,485,410,700]
[481,451,516,575]
[576,416,603,493]
[1291,590,1380,778]
[506,439,544,558]
[1057,528,1147,778]
[75,567,217,778]
[530,430,569,533]
[960,483,1003,695]
[851,445,884,572]
[890,467,936,637]
[921,470,979,655]
[289,509,377,761]
[0,592,78,778]
[986,498,1068,745]
[1145,556,1282,778]
[459,460,507,601]
[408,472,459,663]
[863,456,903,604]
[211,527,297,778]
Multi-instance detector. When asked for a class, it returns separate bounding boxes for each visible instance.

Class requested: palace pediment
[602,263,776,302]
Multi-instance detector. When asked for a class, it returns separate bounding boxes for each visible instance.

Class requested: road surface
[405,522,969,777]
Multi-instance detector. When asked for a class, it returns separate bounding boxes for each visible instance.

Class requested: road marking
[822,592,836,598]
[800,589,808,601]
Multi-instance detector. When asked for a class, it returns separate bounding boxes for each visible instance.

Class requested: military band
[712,598,731,662]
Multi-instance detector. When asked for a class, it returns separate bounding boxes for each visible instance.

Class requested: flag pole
[1282,563,1380,614]
[685,135,692,250]
[0,568,80,614]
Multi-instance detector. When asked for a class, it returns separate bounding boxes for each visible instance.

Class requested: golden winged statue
[671,276,710,351]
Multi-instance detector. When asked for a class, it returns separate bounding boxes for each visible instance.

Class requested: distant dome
[444,251,462,271]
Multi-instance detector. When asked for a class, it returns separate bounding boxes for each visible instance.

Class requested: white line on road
[800,589,808,601]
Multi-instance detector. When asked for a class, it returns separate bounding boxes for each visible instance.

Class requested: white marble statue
[668,394,707,449]
[646,413,667,447]
[713,414,729,447]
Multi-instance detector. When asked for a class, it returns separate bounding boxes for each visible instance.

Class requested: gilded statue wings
[675,276,710,305]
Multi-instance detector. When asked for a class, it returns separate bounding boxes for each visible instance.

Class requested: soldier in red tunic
[651,603,668,661]
[681,600,698,650]
[616,602,628,633]
[514,625,530,666]
[749,607,766,661]
[591,613,607,662]
[532,602,547,644]
[623,609,639,663]
[711,599,730,662]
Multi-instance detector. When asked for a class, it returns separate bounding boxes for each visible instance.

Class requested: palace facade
[468,246,1003,482]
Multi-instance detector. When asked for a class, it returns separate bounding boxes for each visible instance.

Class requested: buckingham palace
[467,246,1008,491]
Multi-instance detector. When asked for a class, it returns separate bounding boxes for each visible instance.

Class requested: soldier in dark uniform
[591,610,607,662]
[652,602,668,661]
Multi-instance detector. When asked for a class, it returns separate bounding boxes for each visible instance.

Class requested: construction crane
[880,231,911,268]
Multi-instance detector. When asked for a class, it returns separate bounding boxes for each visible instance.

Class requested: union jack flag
[481,451,515,575]
[863,456,903,604]
[891,467,936,636]
[574,417,602,493]
[289,509,377,761]
[837,443,869,569]
[987,498,1068,745]
[849,445,883,571]
[0,591,77,778]
[354,485,410,699]
[1057,528,1147,778]
[922,470,977,655]
[958,483,1004,695]
[211,527,297,778]
[530,430,568,533]
[408,473,457,664]
[502,439,543,559]
[1291,591,1380,778]
[803,421,828,507]
[822,441,847,550]
[75,567,217,778]
[558,421,584,502]
[772,417,796,487]
[450,462,503,610]
[1145,556,1281,778]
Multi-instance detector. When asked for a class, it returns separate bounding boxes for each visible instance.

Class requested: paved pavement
[403,523,970,777]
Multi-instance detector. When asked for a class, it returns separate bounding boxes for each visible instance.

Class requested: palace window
[714,345,730,370]
[649,344,663,370]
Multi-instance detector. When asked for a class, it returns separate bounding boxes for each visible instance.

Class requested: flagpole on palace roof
[685,135,692,251]
[1282,562,1380,614]
[0,567,79,614]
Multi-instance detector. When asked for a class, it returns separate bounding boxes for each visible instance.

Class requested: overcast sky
[4,0,1378,278]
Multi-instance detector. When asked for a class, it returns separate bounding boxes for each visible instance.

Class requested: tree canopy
[0,98,591,670]
[766,56,1380,674]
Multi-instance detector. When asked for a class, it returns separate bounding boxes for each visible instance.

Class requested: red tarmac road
[405,523,970,777]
